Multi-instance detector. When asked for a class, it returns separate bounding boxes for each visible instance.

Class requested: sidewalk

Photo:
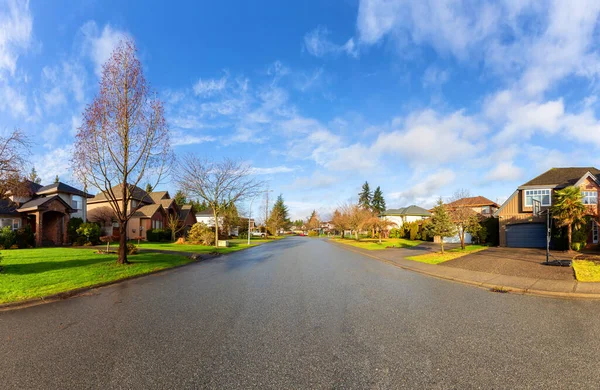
[329,241,600,299]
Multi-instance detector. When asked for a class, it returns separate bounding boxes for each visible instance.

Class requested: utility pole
[264,185,270,234]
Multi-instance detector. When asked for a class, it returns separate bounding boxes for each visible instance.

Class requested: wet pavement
[2,237,600,389]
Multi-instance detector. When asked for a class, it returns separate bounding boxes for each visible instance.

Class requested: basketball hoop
[532,199,541,217]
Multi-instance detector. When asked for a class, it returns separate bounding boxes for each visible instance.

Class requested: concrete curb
[328,241,600,300]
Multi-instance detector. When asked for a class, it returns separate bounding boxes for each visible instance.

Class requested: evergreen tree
[145,183,153,193]
[426,199,456,254]
[358,181,372,209]
[28,167,41,184]
[268,194,290,235]
[174,190,187,207]
[371,186,386,214]
[54,175,60,184]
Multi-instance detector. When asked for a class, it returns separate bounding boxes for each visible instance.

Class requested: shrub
[409,223,419,241]
[187,222,215,246]
[127,242,138,255]
[0,226,16,249]
[76,223,101,245]
[308,231,319,237]
[146,228,172,242]
[15,225,34,248]
[67,217,84,243]
[74,236,87,246]
[238,231,248,239]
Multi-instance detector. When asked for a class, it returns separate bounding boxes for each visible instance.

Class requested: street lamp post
[247,189,273,246]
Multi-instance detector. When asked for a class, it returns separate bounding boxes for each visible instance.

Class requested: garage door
[506,224,546,248]
[443,233,472,244]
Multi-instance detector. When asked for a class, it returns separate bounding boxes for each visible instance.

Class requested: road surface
[2,237,600,389]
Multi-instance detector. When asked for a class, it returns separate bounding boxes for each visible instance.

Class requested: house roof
[36,182,93,198]
[520,167,600,188]
[195,208,214,217]
[179,204,194,221]
[382,205,431,217]
[159,198,175,209]
[17,195,75,213]
[0,199,19,216]
[89,184,152,204]
[149,191,169,203]
[446,196,499,208]
[132,204,163,218]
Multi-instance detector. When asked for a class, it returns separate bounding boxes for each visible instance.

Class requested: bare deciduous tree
[176,156,263,247]
[448,189,474,250]
[73,39,172,264]
[0,129,30,198]
[88,206,116,235]
[166,212,186,241]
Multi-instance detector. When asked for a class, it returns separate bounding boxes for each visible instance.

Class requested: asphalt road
[2,237,600,389]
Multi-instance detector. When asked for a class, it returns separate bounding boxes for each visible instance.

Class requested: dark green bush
[67,217,84,243]
[481,217,499,246]
[15,225,34,248]
[146,228,172,242]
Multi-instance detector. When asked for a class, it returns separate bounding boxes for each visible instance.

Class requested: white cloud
[287,172,339,191]
[249,166,297,175]
[388,169,456,207]
[171,134,216,146]
[304,26,358,58]
[0,83,27,117]
[193,74,228,96]
[422,65,449,88]
[373,109,487,167]
[31,144,74,184]
[0,0,32,77]
[486,162,523,182]
[81,21,129,77]
[42,122,63,147]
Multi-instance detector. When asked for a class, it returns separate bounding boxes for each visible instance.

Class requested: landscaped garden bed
[330,237,423,250]
[406,245,488,265]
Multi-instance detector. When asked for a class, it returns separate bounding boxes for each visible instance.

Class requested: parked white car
[251,232,267,238]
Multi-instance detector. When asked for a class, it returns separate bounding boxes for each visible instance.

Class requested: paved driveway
[444,247,575,280]
[2,237,600,389]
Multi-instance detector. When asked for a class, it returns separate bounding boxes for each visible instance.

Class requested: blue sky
[3,0,600,220]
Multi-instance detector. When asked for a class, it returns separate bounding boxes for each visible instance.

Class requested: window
[482,206,491,214]
[152,220,162,230]
[0,218,20,231]
[72,195,82,210]
[524,189,551,207]
[582,191,598,205]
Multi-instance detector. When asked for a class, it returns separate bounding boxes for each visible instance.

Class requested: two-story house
[87,185,196,240]
[380,205,432,228]
[495,167,600,248]
[445,196,500,217]
[0,181,92,246]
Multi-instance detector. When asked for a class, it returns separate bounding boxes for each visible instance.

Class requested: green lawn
[0,248,193,304]
[138,237,280,254]
[572,260,600,282]
[406,245,488,265]
[330,237,423,250]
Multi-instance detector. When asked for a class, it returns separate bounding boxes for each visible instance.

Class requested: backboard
[532,199,541,217]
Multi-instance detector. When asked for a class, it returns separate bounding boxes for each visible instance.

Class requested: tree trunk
[118,223,128,264]
[568,224,572,251]
[355,230,359,241]
[440,240,445,254]
[213,209,219,247]
[460,226,465,250]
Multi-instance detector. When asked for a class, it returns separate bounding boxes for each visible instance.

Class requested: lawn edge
[0,253,217,312]
[328,240,600,300]
[405,247,489,264]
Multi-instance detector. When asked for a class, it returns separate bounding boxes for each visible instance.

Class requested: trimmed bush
[0,226,16,249]
[146,228,172,242]
[308,231,319,237]
[409,223,419,241]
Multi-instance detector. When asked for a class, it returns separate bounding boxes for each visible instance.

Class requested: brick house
[87,185,195,240]
[495,167,600,248]
[0,181,92,246]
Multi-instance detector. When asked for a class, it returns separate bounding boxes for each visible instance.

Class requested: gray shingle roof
[521,167,600,188]
[17,195,75,212]
[89,184,152,204]
[382,205,431,217]
[0,199,19,216]
[36,182,92,198]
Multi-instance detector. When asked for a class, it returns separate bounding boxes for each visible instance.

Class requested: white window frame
[524,189,551,207]
[582,191,598,205]
[0,218,20,231]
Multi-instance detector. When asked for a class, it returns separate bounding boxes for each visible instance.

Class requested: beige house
[495,167,600,248]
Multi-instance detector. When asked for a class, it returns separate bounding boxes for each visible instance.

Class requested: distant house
[0,180,92,246]
[429,196,499,244]
[87,185,192,240]
[195,208,241,236]
[380,205,431,228]
[445,196,499,217]
[495,167,600,248]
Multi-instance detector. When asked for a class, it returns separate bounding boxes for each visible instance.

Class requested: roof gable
[446,196,499,208]
[36,182,92,198]
[520,167,600,188]
[89,184,152,204]
[383,205,431,216]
